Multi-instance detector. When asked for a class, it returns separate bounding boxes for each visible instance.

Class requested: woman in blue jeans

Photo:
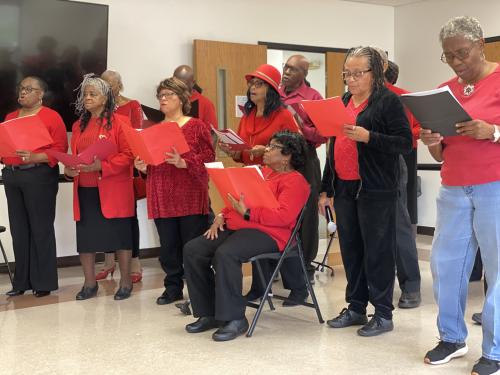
[422,16,500,375]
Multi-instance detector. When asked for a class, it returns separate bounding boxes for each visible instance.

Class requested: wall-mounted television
[0,0,108,130]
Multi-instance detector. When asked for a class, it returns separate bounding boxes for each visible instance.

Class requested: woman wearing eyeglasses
[2,76,68,297]
[219,64,308,305]
[421,17,500,375]
[134,77,214,306]
[319,46,412,337]
[183,130,310,341]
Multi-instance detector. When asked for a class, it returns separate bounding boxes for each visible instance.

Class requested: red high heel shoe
[95,265,116,281]
[131,269,143,283]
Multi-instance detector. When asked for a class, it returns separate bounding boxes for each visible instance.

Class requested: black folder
[400,86,472,137]
[141,104,164,124]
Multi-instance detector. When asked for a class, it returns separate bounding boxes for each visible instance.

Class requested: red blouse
[3,106,68,166]
[75,118,102,187]
[146,117,215,219]
[237,107,299,165]
[222,168,309,251]
[115,100,143,129]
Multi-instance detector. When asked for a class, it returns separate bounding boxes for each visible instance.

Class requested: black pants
[299,143,321,271]
[3,164,59,291]
[154,214,208,296]
[334,178,397,320]
[395,156,421,293]
[184,228,279,321]
[402,148,418,224]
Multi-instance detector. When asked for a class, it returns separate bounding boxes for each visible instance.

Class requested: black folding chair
[246,206,324,337]
[0,226,14,286]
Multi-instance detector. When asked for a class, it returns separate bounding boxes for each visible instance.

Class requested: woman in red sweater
[134,77,214,305]
[2,76,68,297]
[183,130,309,341]
[65,74,135,301]
[100,70,144,283]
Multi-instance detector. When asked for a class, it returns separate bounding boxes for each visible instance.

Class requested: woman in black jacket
[318,46,412,337]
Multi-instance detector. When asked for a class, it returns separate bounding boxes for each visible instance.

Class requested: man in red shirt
[173,65,217,131]
[279,55,327,290]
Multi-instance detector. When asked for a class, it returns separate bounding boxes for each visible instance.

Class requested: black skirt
[76,187,134,253]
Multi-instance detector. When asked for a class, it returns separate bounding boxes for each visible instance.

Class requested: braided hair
[344,46,386,97]
[74,73,115,132]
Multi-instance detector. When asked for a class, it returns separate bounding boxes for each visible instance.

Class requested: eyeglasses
[247,78,265,88]
[440,43,476,63]
[18,86,40,94]
[266,143,284,151]
[342,70,372,81]
[156,91,177,100]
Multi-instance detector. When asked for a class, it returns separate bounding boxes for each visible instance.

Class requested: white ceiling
[340,0,427,6]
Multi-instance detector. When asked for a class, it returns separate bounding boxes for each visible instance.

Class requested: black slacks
[3,164,59,291]
[184,228,279,321]
[402,148,418,224]
[334,178,397,320]
[154,214,208,296]
[395,156,421,293]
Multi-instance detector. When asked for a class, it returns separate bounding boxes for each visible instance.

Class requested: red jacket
[71,114,134,221]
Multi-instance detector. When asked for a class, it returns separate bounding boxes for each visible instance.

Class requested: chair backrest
[281,204,307,254]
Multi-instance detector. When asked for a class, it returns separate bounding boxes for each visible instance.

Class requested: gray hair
[439,16,483,43]
[74,73,112,115]
[370,46,388,66]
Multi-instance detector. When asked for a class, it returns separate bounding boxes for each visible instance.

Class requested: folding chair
[0,226,14,286]
[246,206,324,337]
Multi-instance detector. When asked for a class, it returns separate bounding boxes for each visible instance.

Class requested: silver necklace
[463,84,475,96]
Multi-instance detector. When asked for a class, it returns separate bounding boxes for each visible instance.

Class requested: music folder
[46,139,118,167]
[300,97,355,137]
[205,164,279,209]
[400,86,471,137]
[123,121,190,166]
[212,128,250,151]
[0,115,53,157]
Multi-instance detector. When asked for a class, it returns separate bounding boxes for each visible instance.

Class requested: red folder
[123,122,190,166]
[300,97,355,137]
[0,115,53,157]
[207,167,279,209]
[46,139,118,167]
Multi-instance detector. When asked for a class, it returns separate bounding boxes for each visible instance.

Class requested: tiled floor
[0,236,486,375]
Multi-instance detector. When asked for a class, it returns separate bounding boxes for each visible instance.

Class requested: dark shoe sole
[398,300,421,309]
[186,320,219,333]
[327,317,368,328]
[357,323,394,337]
[156,294,183,305]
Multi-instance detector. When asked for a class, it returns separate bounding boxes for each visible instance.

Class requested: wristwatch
[492,124,500,143]
[243,209,251,221]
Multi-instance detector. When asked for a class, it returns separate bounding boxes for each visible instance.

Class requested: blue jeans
[431,181,500,361]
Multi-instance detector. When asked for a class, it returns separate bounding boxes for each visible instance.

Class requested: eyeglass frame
[17,85,41,94]
[440,42,477,64]
[247,78,266,88]
[156,91,177,100]
[341,69,372,81]
[265,143,284,151]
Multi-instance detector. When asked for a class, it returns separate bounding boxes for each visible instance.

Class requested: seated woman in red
[183,131,310,342]
[65,74,135,301]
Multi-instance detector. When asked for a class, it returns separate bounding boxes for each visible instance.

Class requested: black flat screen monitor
[0,0,108,130]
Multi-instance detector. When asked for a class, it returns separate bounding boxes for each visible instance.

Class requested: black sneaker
[327,308,368,328]
[357,315,394,337]
[424,341,468,365]
[471,357,500,375]
[156,290,183,305]
[472,312,482,325]
[398,291,421,309]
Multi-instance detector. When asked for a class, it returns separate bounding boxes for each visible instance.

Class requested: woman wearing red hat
[221,64,299,165]
[220,64,307,305]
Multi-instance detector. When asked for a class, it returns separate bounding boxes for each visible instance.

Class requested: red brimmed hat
[245,64,281,92]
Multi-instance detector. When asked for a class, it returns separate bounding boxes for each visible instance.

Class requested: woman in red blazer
[65,74,135,301]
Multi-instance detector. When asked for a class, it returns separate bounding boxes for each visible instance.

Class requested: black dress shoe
[398,291,421,309]
[244,289,265,302]
[114,286,132,300]
[34,291,50,298]
[186,317,219,333]
[282,288,309,307]
[357,315,394,337]
[212,317,249,342]
[156,290,183,305]
[75,284,98,300]
[327,308,368,328]
[6,290,25,297]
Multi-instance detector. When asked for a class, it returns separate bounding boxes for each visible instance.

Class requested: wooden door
[485,40,500,62]
[193,40,266,213]
[326,51,347,98]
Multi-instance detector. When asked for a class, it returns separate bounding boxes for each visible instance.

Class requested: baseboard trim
[417,226,435,236]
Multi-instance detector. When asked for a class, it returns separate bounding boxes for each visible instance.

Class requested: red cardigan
[222,168,309,251]
[70,114,134,221]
